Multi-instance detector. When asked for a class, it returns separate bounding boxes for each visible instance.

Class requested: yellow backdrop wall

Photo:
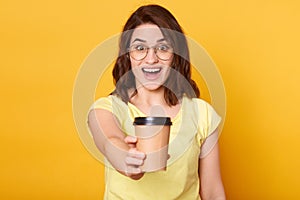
[1,0,300,199]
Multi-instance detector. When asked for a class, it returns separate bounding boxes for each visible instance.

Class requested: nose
[144,48,158,64]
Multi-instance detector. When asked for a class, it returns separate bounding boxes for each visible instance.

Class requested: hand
[123,136,146,180]
[124,135,138,148]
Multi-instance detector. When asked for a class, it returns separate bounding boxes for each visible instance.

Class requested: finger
[124,135,137,144]
[128,148,146,159]
[125,156,144,166]
[125,166,142,175]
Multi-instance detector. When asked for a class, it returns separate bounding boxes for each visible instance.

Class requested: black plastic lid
[133,117,172,126]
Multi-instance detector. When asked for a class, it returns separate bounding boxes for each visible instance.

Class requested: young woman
[88,4,225,200]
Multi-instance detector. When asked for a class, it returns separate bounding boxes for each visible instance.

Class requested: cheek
[165,54,173,66]
[162,59,173,78]
[163,58,173,68]
[130,58,141,68]
[130,58,142,77]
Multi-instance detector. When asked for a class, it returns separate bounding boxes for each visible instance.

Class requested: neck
[132,86,166,106]
[129,86,182,118]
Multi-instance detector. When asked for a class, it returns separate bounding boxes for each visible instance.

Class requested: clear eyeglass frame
[128,43,174,61]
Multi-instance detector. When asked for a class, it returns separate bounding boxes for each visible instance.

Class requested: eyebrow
[131,38,146,43]
[131,38,166,43]
[157,38,166,42]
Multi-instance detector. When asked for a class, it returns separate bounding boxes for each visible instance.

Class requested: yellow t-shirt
[90,95,221,200]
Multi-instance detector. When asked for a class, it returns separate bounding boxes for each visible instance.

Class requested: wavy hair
[112,4,200,106]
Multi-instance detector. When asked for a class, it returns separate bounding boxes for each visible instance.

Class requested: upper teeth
[143,68,161,73]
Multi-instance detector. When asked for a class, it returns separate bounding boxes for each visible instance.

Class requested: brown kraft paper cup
[133,117,172,172]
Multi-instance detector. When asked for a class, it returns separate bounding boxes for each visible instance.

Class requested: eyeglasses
[128,43,173,61]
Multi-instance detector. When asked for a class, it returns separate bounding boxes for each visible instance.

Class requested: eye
[157,44,171,52]
[133,44,147,51]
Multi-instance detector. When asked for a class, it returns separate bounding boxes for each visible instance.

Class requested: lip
[141,67,163,80]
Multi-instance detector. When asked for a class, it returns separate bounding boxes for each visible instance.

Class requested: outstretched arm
[88,109,145,180]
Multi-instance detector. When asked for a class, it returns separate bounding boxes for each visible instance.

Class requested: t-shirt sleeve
[195,99,222,158]
[86,96,114,138]
[90,96,113,111]
[87,95,130,136]
[205,102,222,137]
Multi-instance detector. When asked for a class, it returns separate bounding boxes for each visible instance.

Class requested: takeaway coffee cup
[133,117,172,172]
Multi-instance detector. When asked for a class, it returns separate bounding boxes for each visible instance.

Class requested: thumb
[124,135,137,145]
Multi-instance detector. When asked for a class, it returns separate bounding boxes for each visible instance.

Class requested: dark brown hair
[112,4,200,105]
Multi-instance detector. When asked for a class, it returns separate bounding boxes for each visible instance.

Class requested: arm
[88,108,145,180]
[199,130,226,199]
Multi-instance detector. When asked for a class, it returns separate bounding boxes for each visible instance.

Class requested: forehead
[130,24,164,44]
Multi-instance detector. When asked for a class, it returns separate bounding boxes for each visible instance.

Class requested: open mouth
[142,67,162,74]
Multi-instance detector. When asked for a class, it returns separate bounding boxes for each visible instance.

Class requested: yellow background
[1,0,300,199]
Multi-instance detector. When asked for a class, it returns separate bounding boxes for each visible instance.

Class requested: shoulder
[190,97,209,106]
[183,96,221,129]
[183,96,213,112]
[91,95,125,110]
[89,95,130,123]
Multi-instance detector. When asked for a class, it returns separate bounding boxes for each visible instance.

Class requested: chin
[138,82,164,91]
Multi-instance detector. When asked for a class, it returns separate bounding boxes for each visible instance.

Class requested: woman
[88,4,226,200]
